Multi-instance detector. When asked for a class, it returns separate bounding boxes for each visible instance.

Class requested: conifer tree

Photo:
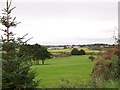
[0,0,38,89]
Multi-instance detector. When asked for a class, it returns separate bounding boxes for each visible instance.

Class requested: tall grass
[56,77,119,88]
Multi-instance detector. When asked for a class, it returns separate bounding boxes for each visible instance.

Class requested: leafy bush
[56,77,119,88]
[56,78,89,88]
[91,48,119,80]
[71,48,79,55]
[89,55,95,61]
[71,48,86,55]
[79,49,86,55]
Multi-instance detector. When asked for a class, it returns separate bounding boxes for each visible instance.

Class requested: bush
[71,48,79,55]
[71,48,86,55]
[56,77,119,88]
[89,55,95,61]
[79,49,86,55]
[91,48,119,80]
[56,77,89,88]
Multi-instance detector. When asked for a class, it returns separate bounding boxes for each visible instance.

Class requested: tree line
[18,43,52,65]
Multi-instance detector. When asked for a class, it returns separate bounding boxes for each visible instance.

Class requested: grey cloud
[12,2,117,20]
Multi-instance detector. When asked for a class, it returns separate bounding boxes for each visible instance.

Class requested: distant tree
[63,45,67,49]
[32,44,41,65]
[79,49,86,55]
[18,43,52,65]
[71,48,79,55]
[40,45,51,64]
[71,48,86,55]
[32,44,51,65]
[1,0,38,89]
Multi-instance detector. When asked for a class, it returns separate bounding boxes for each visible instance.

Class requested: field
[48,48,104,57]
[48,48,100,53]
[32,55,94,88]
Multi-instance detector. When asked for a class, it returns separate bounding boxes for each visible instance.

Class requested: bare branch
[24,37,33,43]
[22,33,29,39]
[16,22,21,25]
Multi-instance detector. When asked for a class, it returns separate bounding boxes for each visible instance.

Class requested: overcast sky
[0,0,119,45]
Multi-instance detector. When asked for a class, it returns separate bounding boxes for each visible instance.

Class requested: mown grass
[32,55,94,88]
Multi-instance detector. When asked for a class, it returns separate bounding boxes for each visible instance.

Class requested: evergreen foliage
[0,0,38,89]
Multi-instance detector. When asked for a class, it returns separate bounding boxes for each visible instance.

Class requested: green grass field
[48,48,101,53]
[32,55,94,88]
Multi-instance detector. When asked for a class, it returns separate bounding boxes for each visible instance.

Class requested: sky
[0,0,119,45]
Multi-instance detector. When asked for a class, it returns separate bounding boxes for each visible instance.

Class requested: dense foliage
[19,43,52,65]
[88,55,95,61]
[1,0,38,89]
[71,48,86,55]
[2,42,38,88]
[91,43,119,80]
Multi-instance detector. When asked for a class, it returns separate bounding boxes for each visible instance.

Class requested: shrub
[56,78,88,88]
[79,49,86,55]
[71,48,79,55]
[71,48,86,55]
[56,77,119,88]
[89,55,95,61]
[91,47,119,80]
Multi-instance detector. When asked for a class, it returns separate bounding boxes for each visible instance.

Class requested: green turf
[32,55,94,88]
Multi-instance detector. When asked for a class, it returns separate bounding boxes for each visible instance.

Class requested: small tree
[1,0,38,89]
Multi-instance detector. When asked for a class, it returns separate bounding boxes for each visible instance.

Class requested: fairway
[32,55,94,88]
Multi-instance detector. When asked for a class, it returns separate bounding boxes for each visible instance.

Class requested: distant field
[48,48,104,57]
[48,48,101,53]
[32,55,94,88]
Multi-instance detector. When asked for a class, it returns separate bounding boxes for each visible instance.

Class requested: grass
[32,55,94,88]
[48,48,104,57]
[48,48,101,53]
